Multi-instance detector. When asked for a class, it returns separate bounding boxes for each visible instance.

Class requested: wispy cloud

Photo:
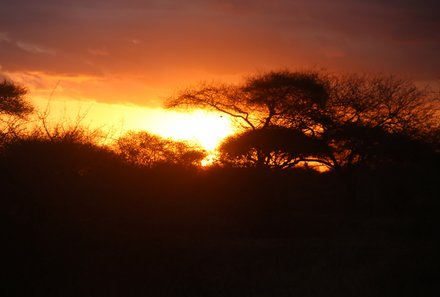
[16,41,57,55]
[87,47,110,56]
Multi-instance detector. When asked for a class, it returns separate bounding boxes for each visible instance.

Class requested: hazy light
[144,110,233,151]
[31,97,235,151]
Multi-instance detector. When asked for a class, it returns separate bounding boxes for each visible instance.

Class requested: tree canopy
[1,79,34,142]
[0,80,33,117]
[167,70,328,131]
[219,126,328,169]
[167,70,439,171]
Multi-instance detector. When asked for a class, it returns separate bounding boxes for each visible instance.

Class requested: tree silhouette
[219,126,328,169]
[1,80,34,141]
[168,71,439,170]
[167,70,331,168]
[320,74,439,169]
[167,70,328,130]
[0,80,33,117]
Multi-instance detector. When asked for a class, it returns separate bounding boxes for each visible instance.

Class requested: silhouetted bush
[115,130,206,168]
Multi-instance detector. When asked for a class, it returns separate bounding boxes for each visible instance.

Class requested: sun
[141,109,235,151]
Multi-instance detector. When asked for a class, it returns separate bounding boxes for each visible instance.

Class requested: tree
[0,80,33,117]
[167,70,328,131]
[0,80,34,142]
[219,126,329,169]
[167,70,330,168]
[167,70,439,171]
[115,131,206,168]
[320,74,439,169]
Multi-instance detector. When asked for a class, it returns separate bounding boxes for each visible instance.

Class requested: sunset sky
[1,0,439,148]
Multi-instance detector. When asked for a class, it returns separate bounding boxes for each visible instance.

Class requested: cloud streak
[16,41,57,55]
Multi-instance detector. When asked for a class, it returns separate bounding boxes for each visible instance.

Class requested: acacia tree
[219,126,329,169]
[167,70,439,170]
[167,70,328,130]
[116,131,206,168]
[0,80,34,141]
[319,74,439,169]
[0,80,33,117]
[167,70,330,169]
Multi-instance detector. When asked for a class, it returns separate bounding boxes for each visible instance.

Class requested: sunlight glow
[144,110,234,151]
[30,97,235,152]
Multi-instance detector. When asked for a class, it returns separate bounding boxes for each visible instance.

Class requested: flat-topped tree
[0,80,33,117]
[219,126,329,170]
[1,80,34,140]
[166,70,331,169]
[166,70,328,131]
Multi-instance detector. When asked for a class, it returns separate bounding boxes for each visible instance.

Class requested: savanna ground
[2,148,438,297]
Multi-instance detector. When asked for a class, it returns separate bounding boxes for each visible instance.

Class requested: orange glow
[5,70,239,153]
[143,110,234,151]
[29,97,235,152]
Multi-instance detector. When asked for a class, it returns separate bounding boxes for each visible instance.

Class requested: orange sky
[1,0,439,148]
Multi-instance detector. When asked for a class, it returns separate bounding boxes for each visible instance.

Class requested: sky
[0,0,439,145]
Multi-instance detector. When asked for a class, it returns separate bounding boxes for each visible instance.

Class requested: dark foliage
[0,79,33,117]
[1,80,34,143]
[115,130,206,168]
[2,134,439,297]
[220,126,327,169]
[243,71,329,107]
[168,71,439,172]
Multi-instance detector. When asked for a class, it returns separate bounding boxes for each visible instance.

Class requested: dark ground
[2,142,439,296]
